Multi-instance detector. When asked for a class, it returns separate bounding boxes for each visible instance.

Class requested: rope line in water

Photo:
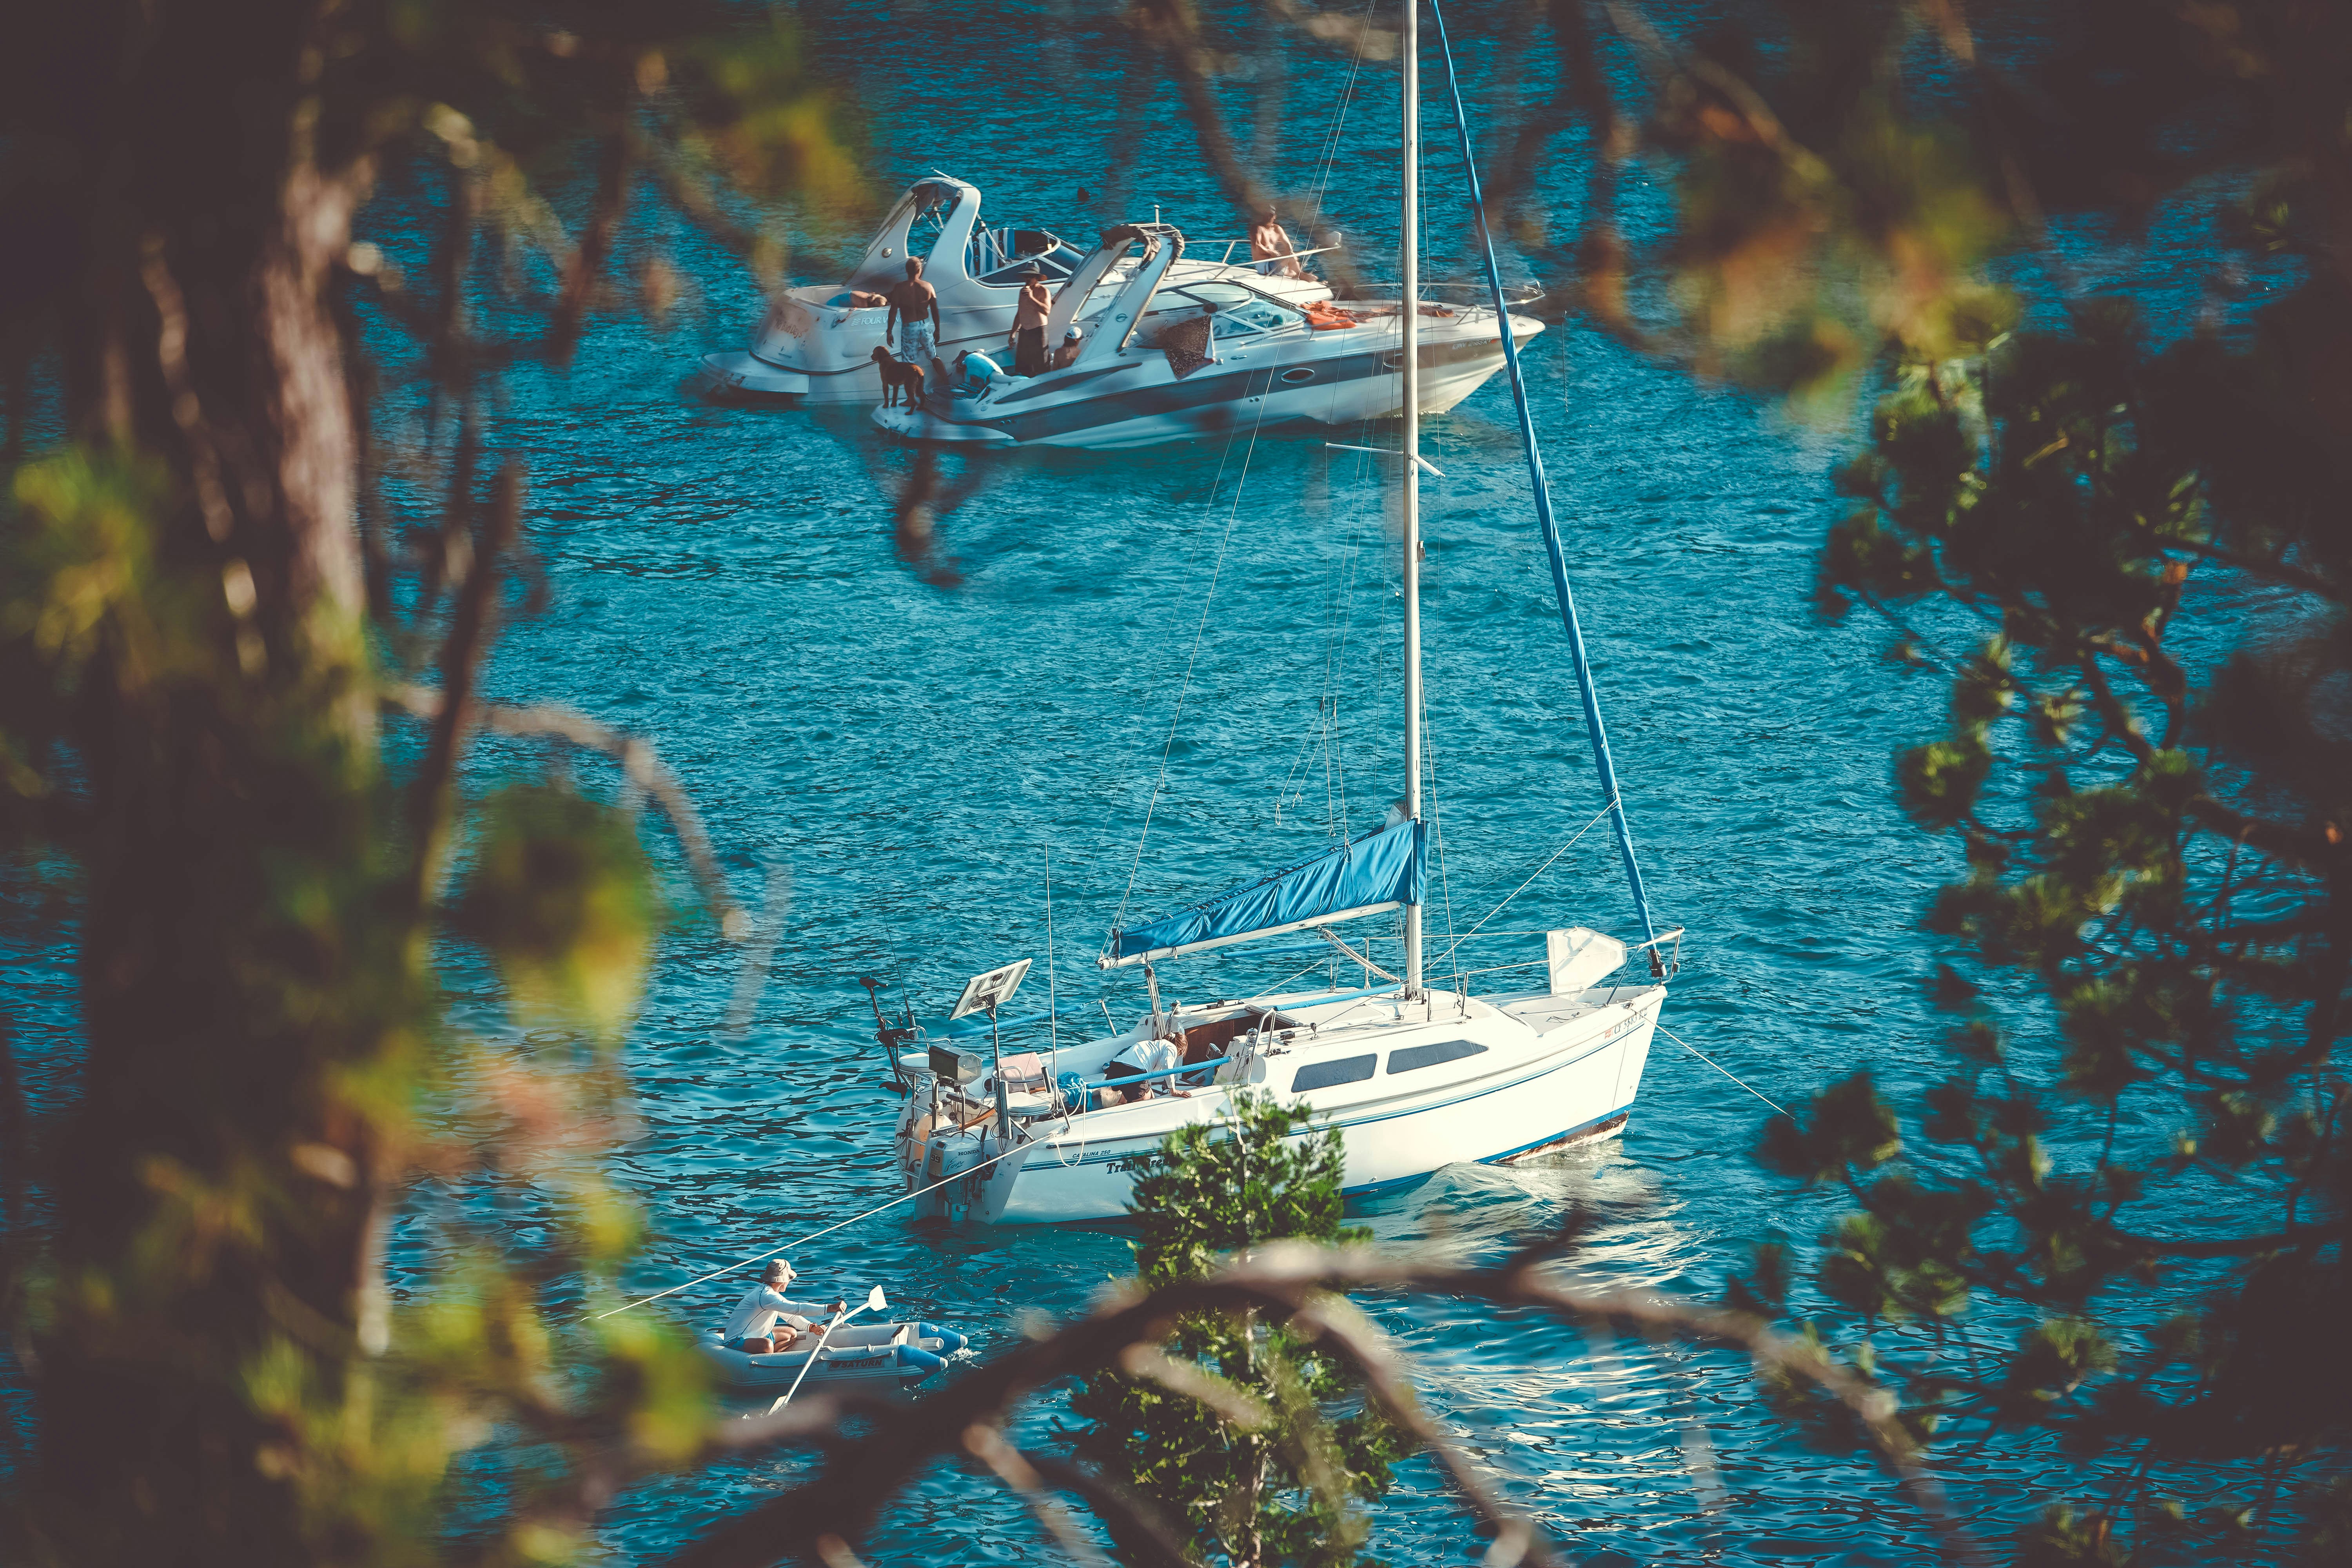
[1654,1020,1787,1116]
[589,1140,1029,1321]
[594,1019,1782,1322]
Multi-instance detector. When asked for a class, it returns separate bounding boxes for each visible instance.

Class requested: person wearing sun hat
[721,1258,842,1354]
[1009,261,1053,376]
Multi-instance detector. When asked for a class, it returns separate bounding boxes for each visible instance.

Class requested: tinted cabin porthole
[1388,1039,1487,1074]
[1281,367,1316,383]
[1291,1054,1377,1093]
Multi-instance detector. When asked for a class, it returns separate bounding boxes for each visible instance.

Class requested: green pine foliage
[0,4,853,1562]
[1748,272,2347,1564]
[1071,1093,1402,1568]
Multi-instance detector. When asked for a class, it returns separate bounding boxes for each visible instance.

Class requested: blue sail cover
[1100,820,1426,968]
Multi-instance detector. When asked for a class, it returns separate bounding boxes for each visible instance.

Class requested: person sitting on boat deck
[1250,204,1310,280]
[722,1259,844,1355]
[1103,1034,1184,1103]
[1050,325,1084,370]
[1010,263,1053,376]
[950,347,1004,396]
[884,258,944,388]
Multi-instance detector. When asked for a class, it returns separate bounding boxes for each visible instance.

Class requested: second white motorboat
[869,220,1541,449]
[701,175,1335,405]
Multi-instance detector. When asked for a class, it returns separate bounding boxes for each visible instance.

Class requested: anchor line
[1653,1020,1788,1116]
[588,1138,1031,1321]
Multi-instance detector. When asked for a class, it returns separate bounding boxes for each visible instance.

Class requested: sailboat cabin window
[1291,1054,1377,1093]
[1387,1039,1487,1075]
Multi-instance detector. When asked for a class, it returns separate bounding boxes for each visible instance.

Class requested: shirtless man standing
[1250,205,1309,280]
[1009,263,1053,376]
[884,258,945,390]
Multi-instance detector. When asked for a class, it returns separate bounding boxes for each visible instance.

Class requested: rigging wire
[588,1141,1031,1322]
[1421,673,1464,994]
[1045,842,1058,1066]
[1112,374,1281,936]
[1272,463,1366,835]
[1122,0,1385,891]
[1303,0,1381,244]
[1429,793,1617,970]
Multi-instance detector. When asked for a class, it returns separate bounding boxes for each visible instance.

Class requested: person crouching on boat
[1103,1034,1183,1103]
[722,1259,843,1354]
[950,348,1004,397]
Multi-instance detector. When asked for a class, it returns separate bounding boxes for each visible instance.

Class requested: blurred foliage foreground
[0,0,2347,1565]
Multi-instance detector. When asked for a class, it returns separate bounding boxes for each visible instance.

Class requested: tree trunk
[31,1,404,1559]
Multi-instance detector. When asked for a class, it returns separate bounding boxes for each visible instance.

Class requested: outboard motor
[861,975,916,1092]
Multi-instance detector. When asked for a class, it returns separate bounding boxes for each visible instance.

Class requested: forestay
[1100,820,1426,968]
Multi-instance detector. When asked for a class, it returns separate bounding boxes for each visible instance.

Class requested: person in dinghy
[720,1259,844,1355]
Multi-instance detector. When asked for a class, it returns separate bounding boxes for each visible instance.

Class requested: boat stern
[872,398,1018,445]
[701,351,810,399]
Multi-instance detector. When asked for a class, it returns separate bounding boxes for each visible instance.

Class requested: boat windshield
[971,231,1085,286]
[1160,281,1303,338]
[849,181,968,289]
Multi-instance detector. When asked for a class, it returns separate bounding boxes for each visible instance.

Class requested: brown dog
[871,345,926,408]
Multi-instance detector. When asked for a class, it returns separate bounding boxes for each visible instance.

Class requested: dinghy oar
[768,1285,887,1414]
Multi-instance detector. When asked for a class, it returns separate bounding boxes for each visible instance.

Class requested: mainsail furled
[1100,820,1426,969]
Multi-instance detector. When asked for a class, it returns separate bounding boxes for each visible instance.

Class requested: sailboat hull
[896,983,1662,1226]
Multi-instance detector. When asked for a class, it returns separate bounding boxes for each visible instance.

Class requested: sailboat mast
[1399,0,1424,998]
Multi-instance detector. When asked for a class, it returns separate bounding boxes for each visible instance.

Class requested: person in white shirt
[722,1259,842,1354]
[1105,1034,1184,1103]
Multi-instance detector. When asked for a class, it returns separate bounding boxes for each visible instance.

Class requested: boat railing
[1414,279,1546,307]
[1105,1056,1227,1089]
[1200,240,1347,270]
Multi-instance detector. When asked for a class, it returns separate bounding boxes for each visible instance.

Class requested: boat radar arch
[1065,224,1184,370]
[848,177,984,294]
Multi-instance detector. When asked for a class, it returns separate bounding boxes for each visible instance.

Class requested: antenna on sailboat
[1400,0,1425,1000]
[950,958,1031,1143]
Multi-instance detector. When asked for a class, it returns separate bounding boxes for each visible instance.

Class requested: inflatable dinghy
[697,1321,967,1392]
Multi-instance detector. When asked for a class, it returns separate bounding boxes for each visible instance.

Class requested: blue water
[5,5,2271,1563]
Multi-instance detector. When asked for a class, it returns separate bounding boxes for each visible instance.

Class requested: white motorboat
[701,175,1335,404]
[696,1321,967,1392]
[884,4,1682,1227]
[869,221,1541,449]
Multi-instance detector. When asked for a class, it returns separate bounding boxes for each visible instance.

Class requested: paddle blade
[866,1285,888,1313]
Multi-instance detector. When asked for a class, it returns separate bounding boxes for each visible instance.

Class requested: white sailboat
[887,1,1680,1226]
